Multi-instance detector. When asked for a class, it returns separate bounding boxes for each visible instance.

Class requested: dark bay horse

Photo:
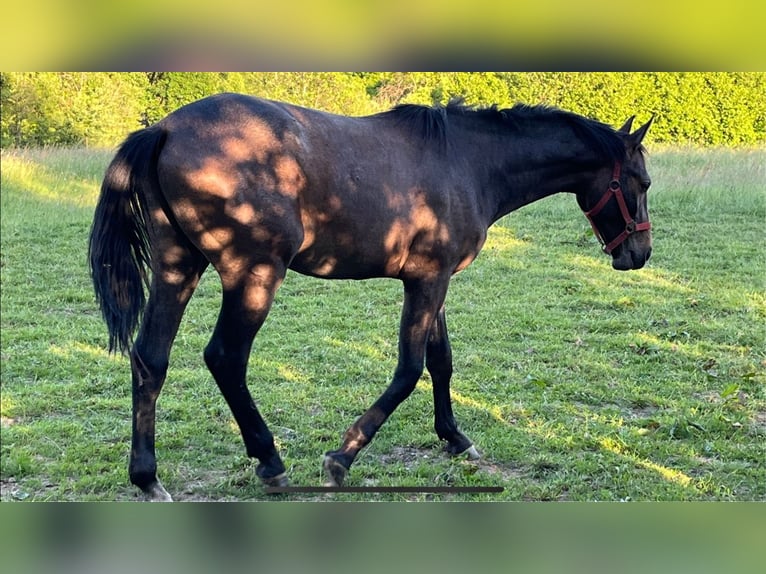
[89,94,653,500]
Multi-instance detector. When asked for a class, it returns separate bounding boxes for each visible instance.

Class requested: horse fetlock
[129,457,157,484]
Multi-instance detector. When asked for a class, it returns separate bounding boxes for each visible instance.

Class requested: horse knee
[130,345,169,388]
[392,361,424,395]
[403,357,426,378]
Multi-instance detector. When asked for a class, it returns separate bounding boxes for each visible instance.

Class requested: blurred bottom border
[1,502,763,574]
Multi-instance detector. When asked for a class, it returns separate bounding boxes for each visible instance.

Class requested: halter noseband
[583,162,651,254]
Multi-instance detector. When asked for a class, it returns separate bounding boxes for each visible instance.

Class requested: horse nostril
[632,248,652,269]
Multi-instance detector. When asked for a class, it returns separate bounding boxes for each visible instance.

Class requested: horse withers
[88,94,653,500]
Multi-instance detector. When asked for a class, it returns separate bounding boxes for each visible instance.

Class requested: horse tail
[88,125,166,354]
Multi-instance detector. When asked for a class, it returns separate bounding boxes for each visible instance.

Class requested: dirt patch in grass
[1,478,23,501]
[378,445,436,468]
[753,411,766,434]
[629,405,660,419]
[375,445,525,483]
[470,458,526,482]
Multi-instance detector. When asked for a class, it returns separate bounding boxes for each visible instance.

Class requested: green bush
[496,72,765,146]
[1,73,148,147]
[1,73,763,148]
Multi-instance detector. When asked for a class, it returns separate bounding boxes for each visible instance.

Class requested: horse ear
[618,116,635,134]
[626,115,654,149]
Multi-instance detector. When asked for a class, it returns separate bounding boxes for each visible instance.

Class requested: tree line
[1,72,764,148]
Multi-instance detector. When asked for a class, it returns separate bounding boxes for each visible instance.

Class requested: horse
[88,94,653,500]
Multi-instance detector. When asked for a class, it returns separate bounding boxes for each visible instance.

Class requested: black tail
[88,125,166,354]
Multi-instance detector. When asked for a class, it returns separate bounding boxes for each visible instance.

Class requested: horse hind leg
[426,307,479,460]
[129,235,208,501]
[203,260,289,488]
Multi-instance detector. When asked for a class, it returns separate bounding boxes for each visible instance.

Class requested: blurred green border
[1,1,764,70]
[1,503,764,574]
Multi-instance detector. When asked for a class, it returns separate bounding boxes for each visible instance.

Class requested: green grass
[1,146,764,501]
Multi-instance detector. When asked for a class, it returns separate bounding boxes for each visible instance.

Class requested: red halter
[583,162,651,254]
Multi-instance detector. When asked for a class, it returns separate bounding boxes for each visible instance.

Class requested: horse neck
[466,133,600,226]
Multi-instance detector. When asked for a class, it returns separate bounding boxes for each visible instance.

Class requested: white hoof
[144,480,173,502]
[463,445,481,460]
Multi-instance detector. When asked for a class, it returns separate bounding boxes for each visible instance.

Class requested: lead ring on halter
[583,162,651,254]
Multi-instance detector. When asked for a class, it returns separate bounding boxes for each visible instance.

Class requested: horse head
[578,116,654,270]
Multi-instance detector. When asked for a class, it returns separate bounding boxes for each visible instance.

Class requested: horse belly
[289,241,398,279]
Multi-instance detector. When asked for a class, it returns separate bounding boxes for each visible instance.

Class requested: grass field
[1,146,764,501]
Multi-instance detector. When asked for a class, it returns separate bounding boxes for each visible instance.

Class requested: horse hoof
[444,442,481,459]
[322,455,348,487]
[142,480,173,502]
[462,445,481,460]
[260,472,289,488]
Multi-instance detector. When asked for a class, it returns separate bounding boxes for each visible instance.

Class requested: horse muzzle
[611,242,652,270]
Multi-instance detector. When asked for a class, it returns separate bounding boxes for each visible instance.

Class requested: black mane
[375,99,627,162]
[504,103,628,162]
[373,103,449,149]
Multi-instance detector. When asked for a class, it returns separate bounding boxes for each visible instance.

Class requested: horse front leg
[323,277,449,487]
[426,306,479,459]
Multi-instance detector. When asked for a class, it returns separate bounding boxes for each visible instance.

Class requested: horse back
[154,93,487,281]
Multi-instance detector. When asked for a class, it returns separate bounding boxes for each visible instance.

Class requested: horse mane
[373,102,449,149]
[504,103,629,162]
[375,98,627,162]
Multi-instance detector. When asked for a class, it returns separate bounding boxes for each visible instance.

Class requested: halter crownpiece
[583,162,651,254]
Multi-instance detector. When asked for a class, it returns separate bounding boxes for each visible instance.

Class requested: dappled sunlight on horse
[89,93,653,499]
